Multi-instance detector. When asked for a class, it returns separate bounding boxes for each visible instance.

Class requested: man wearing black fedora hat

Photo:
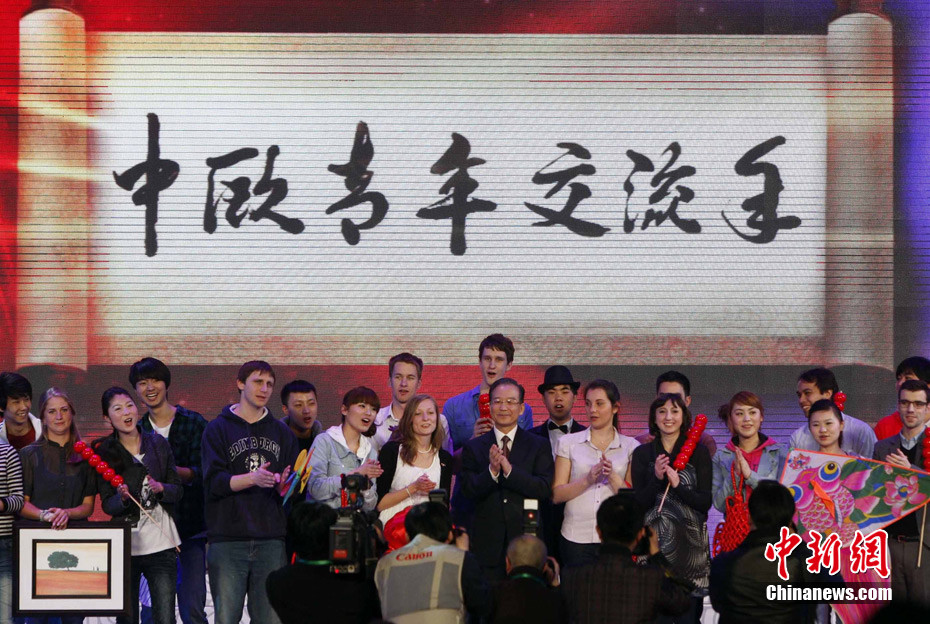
[530,365,587,564]
[531,366,587,457]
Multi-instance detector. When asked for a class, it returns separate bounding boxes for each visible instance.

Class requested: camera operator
[375,501,490,623]
[560,492,691,624]
[489,535,569,624]
[266,501,381,624]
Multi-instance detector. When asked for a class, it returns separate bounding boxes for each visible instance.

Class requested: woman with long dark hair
[631,393,711,624]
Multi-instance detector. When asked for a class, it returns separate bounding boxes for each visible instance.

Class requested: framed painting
[12,521,130,617]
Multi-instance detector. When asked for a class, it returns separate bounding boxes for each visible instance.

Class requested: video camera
[328,474,381,578]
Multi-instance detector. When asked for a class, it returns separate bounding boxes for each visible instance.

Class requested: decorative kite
[780,449,930,540]
[281,448,314,506]
[780,449,930,624]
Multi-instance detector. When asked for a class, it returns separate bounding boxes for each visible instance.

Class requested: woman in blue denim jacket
[712,391,787,514]
[307,387,383,511]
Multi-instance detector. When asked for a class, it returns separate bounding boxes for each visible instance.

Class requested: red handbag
[712,460,752,556]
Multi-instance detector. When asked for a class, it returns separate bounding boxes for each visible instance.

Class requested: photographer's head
[748,480,796,535]
[595,492,646,547]
[404,502,454,544]
[505,535,547,574]
[288,501,338,561]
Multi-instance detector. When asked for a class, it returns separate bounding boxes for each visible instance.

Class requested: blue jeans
[207,540,285,624]
[177,537,206,624]
[119,549,178,624]
[0,538,11,624]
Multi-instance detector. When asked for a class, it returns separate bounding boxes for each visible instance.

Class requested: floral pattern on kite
[779,449,930,543]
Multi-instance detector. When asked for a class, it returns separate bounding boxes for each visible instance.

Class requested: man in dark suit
[873,378,930,606]
[461,377,554,582]
[529,365,586,564]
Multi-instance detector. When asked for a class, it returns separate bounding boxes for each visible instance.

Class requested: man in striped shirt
[0,439,25,624]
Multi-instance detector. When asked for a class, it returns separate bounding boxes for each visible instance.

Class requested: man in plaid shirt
[133,357,208,624]
[560,493,691,623]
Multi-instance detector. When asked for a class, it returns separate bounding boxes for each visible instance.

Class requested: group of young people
[0,338,928,624]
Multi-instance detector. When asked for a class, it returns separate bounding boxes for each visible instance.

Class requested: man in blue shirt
[443,334,534,451]
[788,367,875,458]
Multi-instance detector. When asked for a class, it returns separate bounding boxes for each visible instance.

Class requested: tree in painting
[47,550,79,571]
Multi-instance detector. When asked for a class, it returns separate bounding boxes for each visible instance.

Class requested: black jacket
[490,565,568,624]
[94,429,182,524]
[709,529,844,624]
[460,427,554,572]
[375,441,453,504]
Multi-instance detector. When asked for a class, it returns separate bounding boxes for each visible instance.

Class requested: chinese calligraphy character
[623,142,700,234]
[326,122,389,245]
[417,133,497,256]
[723,135,800,243]
[764,526,803,581]
[113,113,179,257]
[524,142,608,237]
[204,145,304,235]
[849,529,890,578]
[805,530,842,575]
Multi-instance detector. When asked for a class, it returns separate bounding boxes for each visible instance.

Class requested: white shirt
[148,416,173,439]
[544,419,575,460]
[372,404,454,454]
[326,424,373,462]
[556,428,638,544]
[490,426,518,480]
[130,454,181,556]
[378,451,442,526]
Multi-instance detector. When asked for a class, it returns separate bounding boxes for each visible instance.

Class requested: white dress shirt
[545,419,574,460]
[556,428,638,544]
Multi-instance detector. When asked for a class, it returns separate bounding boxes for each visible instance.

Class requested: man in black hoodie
[202,360,298,624]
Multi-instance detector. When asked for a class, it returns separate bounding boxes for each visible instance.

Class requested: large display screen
[14,12,893,370]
